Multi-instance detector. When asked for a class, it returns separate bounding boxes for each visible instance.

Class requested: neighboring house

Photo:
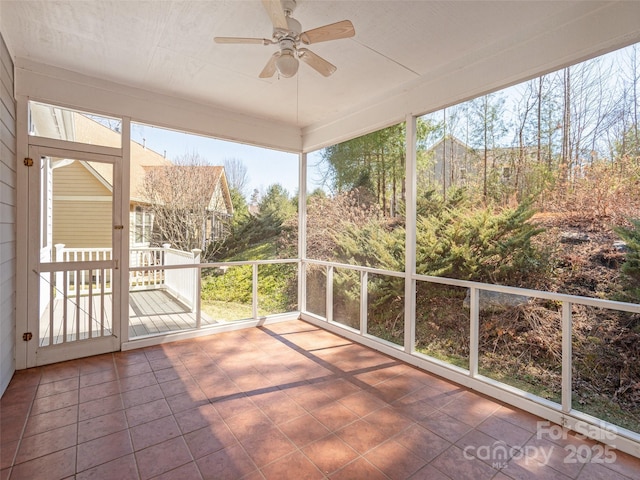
[30,103,233,251]
[422,135,536,195]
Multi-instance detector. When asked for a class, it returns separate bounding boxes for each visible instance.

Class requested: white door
[26,145,122,366]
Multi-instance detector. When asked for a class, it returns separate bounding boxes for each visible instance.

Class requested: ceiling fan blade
[259,52,280,78]
[298,48,337,77]
[261,0,288,30]
[300,20,355,45]
[214,37,271,45]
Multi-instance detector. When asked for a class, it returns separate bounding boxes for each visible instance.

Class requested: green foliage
[201,262,296,314]
[614,218,640,301]
[416,198,544,284]
[215,183,296,260]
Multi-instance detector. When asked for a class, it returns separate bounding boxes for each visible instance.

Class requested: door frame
[24,139,124,367]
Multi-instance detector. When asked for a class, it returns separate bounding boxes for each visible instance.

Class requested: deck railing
[54,244,200,307]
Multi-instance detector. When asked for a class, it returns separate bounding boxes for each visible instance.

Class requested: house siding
[0,31,16,395]
[53,161,112,248]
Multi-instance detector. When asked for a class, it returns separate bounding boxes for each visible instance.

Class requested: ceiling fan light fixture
[275,49,298,77]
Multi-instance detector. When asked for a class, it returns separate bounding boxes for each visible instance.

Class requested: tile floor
[1,320,639,479]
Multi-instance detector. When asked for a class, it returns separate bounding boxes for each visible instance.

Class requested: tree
[319,120,434,216]
[223,157,250,196]
[468,92,508,200]
[140,152,229,254]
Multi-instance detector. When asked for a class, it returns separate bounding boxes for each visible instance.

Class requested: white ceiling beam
[15,58,303,153]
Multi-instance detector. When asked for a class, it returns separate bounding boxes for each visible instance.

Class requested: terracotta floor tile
[372,375,425,404]
[302,434,359,475]
[364,439,427,480]
[121,384,164,409]
[577,460,636,480]
[78,393,123,421]
[506,452,573,480]
[0,439,17,470]
[239,426,296,468]
[211,393,255,419]
[10,446,75,480]
[135,436,193,480]
[430,444,499,480]
[119,372,158,393]
[261,450,324,480]
[115,349,149,366]
[0,416,26,446]
[76,429,134,472]
[311,402,360,432]
[477,414,534,448]
[39,363,80,384]
[279,413,332,448]
[117,360,153,379]
[455,429,510,465]
[159,377,200,398]
[153,365,190,383]
[15,423,77,464]
[394,423,451,462]
[126,398,172,427]
[30,389,78,415]
[329,457,389,480]
[79,368,117,388]
[184,422,237,459]
[335,419,389,454]
[75,453,138,480]
[418,412,473,443]
[362,406,413,437]
[604,449,640,478]
[78,354,114,375]
[407,464,451,480]
[77,409,128,443]
[196,444,258,480]
[440,391,502,427]
[1,320,636,480]
[338,390,388,417]
[315,378,361,400]
[493,404,542,433]
[174,403,221,434]
[130,414,182,451]
[79,380,121,403]
[152,461,204,480]
[225,408,273,440]
[35,376,78,398]
[23,405,78,437]
[286,384,334,411]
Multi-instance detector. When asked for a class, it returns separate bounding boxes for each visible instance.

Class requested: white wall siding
[0,31,16,396]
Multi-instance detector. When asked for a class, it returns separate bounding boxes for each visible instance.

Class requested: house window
[133,206,154,245]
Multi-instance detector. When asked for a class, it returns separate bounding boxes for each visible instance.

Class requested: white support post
[360,271,368,335]
[562,301,573,413]
[252,263,259,319]
[119,116,131,344]
[404,114,417,353]
[298,152,307,314]
[55,243,65,291]
[326,265,333,323]
[192,249,201,323]
[469,287,480,377]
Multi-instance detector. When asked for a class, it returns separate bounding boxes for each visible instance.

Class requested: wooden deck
[128,289,218,337]
[39,289,218,345]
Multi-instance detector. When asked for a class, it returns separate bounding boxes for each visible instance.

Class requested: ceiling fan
[214,0,355,78]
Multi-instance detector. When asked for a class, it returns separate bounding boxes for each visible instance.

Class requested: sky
[130,122,325,199]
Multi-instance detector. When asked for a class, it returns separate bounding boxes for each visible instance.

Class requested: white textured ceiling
[2,1,640,139]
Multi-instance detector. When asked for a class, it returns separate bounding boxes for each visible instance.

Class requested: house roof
[3,1,639,153]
